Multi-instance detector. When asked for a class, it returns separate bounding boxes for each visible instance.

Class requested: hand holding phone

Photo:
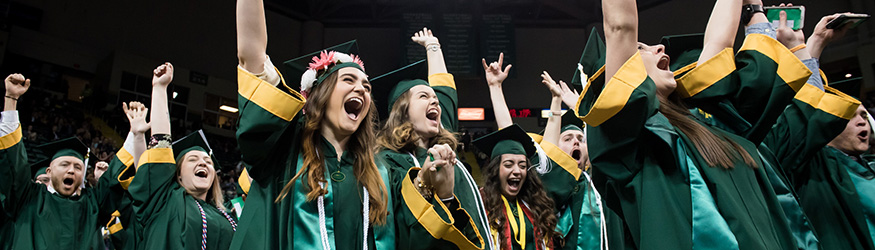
[765,6,806,30]
[808,13,862,58]
[826,13,870,29]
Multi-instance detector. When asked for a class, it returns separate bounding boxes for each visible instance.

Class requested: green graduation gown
[675,34,823,249]
[576,51,799,250]
[675,34,820,250]
[377,73,490,250]
[229,66,398,250]
[790,146,875,250]
[761,80,875,250]
[761,82,863,250]
[528,135,600,250]
[0,127,128,249]
[104,146,138,250]
[129,147,236,250]
[0,194,12,250]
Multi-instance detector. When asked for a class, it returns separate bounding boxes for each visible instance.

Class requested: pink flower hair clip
[300,51,365,95]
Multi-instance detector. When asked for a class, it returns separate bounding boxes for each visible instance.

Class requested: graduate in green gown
[0,73,131,249]
[766,73,875,250]
[481,50,604,250]
[100,101,149,250]
[672,7,862,250]
[575,0,815,248]
[232,1,395,249]
[129,63,237,250]
[370,28,490,250]
[473,125,558,250]
[658,13,826,250]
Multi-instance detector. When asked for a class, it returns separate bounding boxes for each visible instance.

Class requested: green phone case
[764,7,805,30]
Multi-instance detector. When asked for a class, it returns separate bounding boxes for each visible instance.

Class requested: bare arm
[482,53,513,129]
[236,0,268,73]
[602,0,639,80]
[123,101,150,165]
[744,0,769,27]
[3,74,28,112]
[150,63,173,137]
[412,28,449,75]
[807,13,853,59]
[699,0,742,65]
[540,72,564,146]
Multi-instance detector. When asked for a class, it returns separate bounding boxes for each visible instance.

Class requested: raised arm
[414,28,459,131]
[537,73,583,209]
[3,74,28,112]
[699,0,742,65]
[150,63,172,137]
[412,28,448,75]
[92,102,150,217]
[807,13,853,59]
[0,74,30,217]
[482,52,513,129]
[744,0,769,28]
[540,71,564,145]
[130,64,180,223]
[122,101,150,166]
[236,0,268,73]
[775,4,810,61]
[602,0,639,80]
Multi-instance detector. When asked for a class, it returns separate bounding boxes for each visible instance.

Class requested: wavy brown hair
[175,157,226,211]
[377,89,458,152]
[481,157,557,249]
[659,94,757,169]
[275,71,388,225]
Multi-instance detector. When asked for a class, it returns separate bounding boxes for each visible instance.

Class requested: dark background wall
[3,0,873,133]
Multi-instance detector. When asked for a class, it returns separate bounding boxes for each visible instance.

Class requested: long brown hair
[659,94,757,168]
[175,158,226,211]
[481,157,558,249]
[275,71,388,225]
[377,90,458,152]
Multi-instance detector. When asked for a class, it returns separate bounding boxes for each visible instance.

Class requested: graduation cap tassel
[81,148,91,190]
[532,142,550,175]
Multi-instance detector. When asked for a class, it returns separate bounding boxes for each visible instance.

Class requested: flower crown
[300,51,365,96]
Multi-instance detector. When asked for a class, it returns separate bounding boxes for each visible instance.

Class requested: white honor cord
[318,182,331,250]
[408,152,495,249]
[456,160,495,248]
[317,183,370,250]
[582,171,608,250]
[362,188,370,250]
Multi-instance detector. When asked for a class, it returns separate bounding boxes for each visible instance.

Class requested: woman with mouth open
[574,0,820,248]
[371,27,493,250]
[473,124,558,250]
[482,51,603,250]
[129,63,238,250]
[231,0,395,249]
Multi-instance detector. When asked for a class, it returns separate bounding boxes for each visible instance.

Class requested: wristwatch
[741,4,764,25]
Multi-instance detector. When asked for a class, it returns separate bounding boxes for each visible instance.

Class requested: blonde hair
[377,89,458,152]
[175,156,226,211]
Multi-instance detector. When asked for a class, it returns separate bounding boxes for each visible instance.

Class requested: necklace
[195,199,237,250]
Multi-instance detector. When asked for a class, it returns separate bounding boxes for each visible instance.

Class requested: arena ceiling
[264,0,673,27]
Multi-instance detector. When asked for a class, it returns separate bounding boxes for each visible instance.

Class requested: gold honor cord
[502,195,526,250]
